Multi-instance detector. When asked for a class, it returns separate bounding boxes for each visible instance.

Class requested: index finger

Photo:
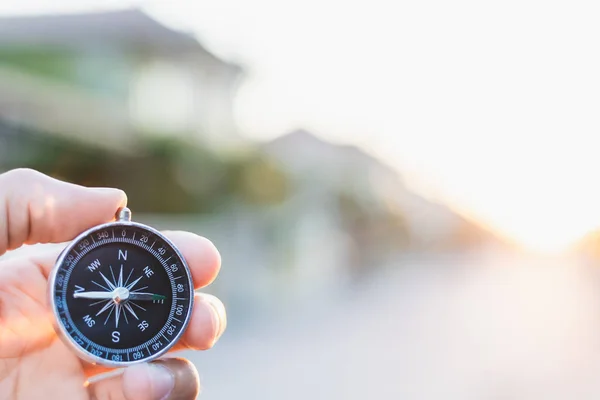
[0,168,127,256]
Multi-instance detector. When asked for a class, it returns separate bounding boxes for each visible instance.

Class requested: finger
[83,291,226,378]
[29,230,221,289]
[156,231,222,289]
[87,358,200,400]
[175,292,227,351]
[0,168,127,256]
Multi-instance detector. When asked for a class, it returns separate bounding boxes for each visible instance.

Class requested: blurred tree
[229,154,289,206]
[0,124,289,214]
[0,46,76,84]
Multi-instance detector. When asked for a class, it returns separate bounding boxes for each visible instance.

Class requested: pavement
[185,252,600,399]
[6,245,600,399]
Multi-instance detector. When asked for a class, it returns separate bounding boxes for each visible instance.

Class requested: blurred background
[1,1,600,398]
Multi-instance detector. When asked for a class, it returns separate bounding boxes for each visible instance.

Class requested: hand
[0,169,226,400]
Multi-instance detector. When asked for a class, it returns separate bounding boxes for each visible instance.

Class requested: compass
[48,207,194,367]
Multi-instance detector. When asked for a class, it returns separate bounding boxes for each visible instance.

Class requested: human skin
[0,169,227,400]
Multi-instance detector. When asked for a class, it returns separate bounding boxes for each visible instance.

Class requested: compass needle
[50,207,194,366]
[128,292,167,302]
[73,291,114,300]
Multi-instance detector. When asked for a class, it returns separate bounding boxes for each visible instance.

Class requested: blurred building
[264,129,496,248]
[0,9,242,151]
[253,129,506,292]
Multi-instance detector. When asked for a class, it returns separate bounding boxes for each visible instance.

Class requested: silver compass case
[48,207,195,368]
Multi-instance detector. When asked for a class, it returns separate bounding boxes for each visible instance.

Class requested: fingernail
[90,187,128,203]
[89,187,121,195]
[201,294,227,343]
[147,363,175,400]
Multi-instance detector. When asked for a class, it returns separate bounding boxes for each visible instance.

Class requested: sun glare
[2,1,598,254]
[499,218,593,254]
[450,178,600,254]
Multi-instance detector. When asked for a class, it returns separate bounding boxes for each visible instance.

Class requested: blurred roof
[265,129,402,179]
[0,8,237,67]
[264,129,478,236]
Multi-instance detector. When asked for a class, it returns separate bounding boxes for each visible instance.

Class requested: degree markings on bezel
[53,225,192,361]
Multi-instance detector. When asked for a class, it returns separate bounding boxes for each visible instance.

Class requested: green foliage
[0,45,131,99]
[0,46,76,84]
[1,127,289,214]
[228,153,289,206]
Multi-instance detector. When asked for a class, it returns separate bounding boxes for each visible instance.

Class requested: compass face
[49,222,194,366]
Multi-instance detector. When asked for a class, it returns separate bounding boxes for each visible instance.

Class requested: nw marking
[87,259,101,272]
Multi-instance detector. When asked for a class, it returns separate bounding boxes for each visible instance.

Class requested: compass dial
[49,220,194,367]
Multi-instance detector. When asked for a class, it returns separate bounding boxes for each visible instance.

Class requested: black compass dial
[50,223,194,365]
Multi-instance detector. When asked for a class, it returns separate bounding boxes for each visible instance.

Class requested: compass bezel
[48,219,195,368]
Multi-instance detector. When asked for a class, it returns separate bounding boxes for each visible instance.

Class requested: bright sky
[1,0,600,252]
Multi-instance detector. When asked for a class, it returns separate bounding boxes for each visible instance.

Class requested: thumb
[88,358,201,400]
[0,168,127,256]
